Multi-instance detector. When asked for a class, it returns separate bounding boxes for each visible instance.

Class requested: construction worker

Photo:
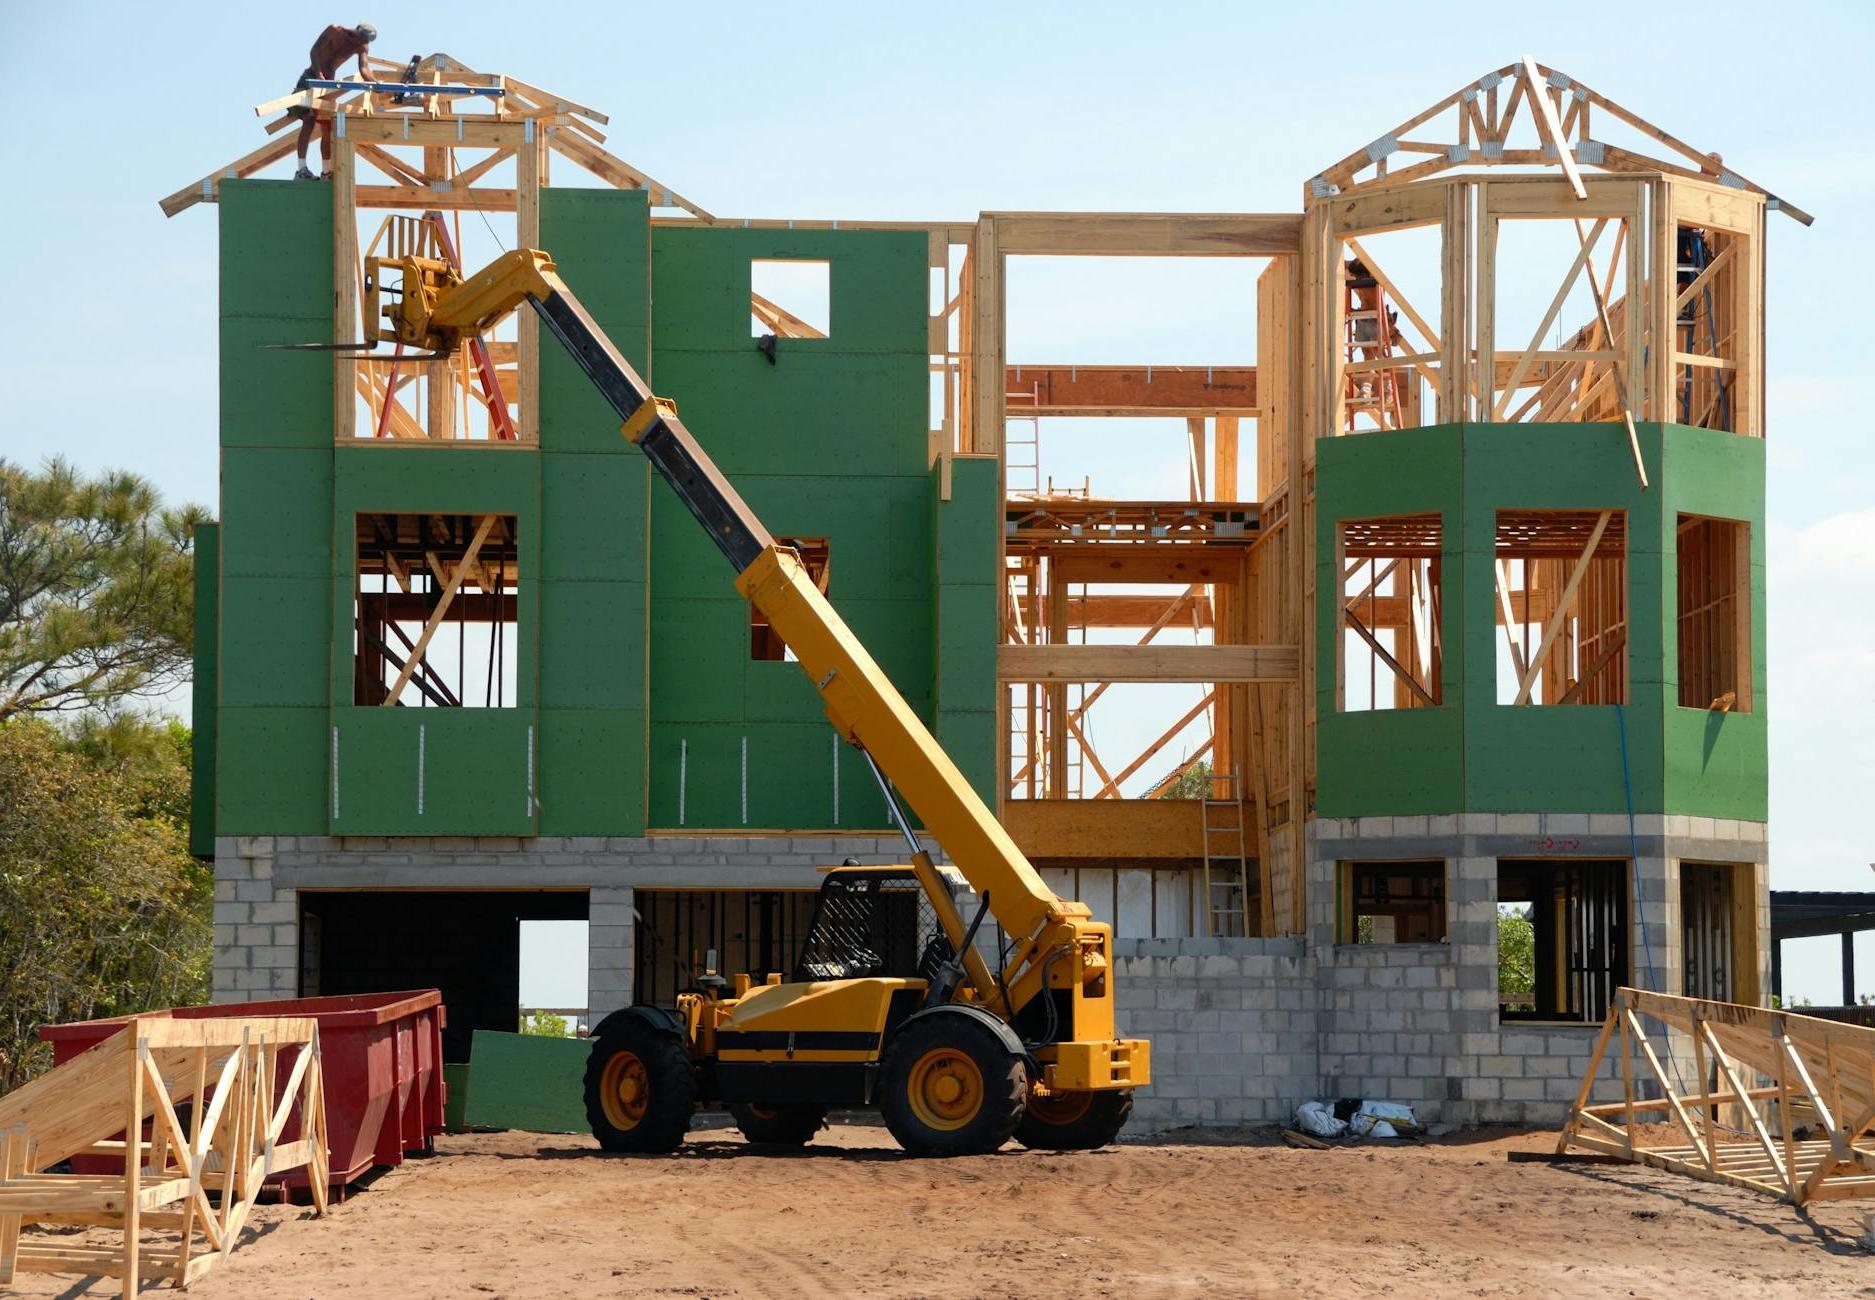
[290,23,379,180]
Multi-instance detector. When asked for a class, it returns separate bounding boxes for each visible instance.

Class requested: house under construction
[178,54,1790,1128]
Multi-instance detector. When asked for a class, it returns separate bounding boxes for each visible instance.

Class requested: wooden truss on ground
[0,1015,328,1295]
[1558,990,1875,1205]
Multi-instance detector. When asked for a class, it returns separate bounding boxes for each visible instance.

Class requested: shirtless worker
[290,23,378,179]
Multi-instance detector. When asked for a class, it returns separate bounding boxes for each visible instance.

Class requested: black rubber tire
[878,1013,1026,1157]
[729,1102,828,1147]
[583,1015,696,1154]
[1014,1088,1133,1151]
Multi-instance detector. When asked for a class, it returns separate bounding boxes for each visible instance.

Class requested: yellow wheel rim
[906,1047,984,1132]
[599,1051,649,1131]
[1027,1090,1094,1127]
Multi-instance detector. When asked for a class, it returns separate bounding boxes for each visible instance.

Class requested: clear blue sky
[3,2,1870,1005]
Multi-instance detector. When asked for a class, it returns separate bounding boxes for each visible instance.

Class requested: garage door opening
[299,890,589,1062]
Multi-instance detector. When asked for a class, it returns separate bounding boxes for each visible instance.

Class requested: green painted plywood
[218,576,329,708]
[538,580,644,709]
[329,445,541,709]
[191,523,219,856]
[537,707,644,833]
[329,707,537,836]
[1313,421,1764,822]
[1458,424,1666,814]
[1659,424,1767,818]
[219,448,333,578]
[219,182,333,449]
[462,1031,588,1133]
[215,706,327,834]
[652,226,928,357]
[1313,426,1464,817]
[643,224,935,831]
[539,453,647,581]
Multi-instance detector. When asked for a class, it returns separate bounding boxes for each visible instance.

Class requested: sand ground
[11,1121,1874,1298]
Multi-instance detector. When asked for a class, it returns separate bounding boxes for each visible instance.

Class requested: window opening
[353,513,519,706]
[1681,862,1757,1004]
[1498,859,1627,1022]
[751,537,829,661]
[750,260,830,338]
[1338,860,1446,944]
[1677,514,1750,711]
[1495,510,1627,704]
[1338,514,1442,710]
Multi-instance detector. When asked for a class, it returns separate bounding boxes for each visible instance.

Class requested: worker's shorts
[287,69,315,120]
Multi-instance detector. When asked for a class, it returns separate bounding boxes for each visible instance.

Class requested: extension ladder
[1201,773,1251,937]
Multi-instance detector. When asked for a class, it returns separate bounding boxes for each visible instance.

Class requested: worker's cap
[355,22,378,42]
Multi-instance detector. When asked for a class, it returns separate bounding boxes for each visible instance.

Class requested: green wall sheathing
[205,188,1003,840]
[190,523,219,856]
[214,182,336,835]
[1659,425,1768,819]
[1315,422,1765,821]
[536,189,653,833]
[327,446,541,836]
[934,456,1001,801]
[645,226,935,829]
[461,1030,590,1133]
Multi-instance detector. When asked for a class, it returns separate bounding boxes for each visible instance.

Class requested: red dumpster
[40,989,446,1189]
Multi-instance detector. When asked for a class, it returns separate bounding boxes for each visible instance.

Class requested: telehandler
[347,245,1150,1156]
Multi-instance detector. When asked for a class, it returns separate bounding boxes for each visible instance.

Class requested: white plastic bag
[1294,1100,1347,1138]
[1348,1099,1420,1138]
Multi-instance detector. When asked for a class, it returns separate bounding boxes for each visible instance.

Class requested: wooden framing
[1559,990,1875,1206]
[0,1016,328,1295]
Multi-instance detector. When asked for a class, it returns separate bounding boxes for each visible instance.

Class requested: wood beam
[1003,365,1256,417]
[997,645,1297,683]
[990,212,1302,256]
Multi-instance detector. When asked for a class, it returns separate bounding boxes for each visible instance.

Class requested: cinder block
[1502,1078,1546,1102]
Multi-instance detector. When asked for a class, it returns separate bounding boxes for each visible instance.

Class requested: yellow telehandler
[350,246,1150,1156]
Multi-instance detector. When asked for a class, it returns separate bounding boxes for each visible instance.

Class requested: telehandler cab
[348,246,1151,1156]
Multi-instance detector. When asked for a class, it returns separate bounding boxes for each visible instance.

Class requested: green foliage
[519,1010,570,1038]
[1155,761,1214,800]
[1498,905,1535,1011]
[0,717,209,1091]
[0,458,207,721]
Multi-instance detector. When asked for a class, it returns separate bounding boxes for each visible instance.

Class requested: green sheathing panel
[219,182,334,448]
[190,524,219,856]
[461,1031,589,1133]
[1315,421,1765,821]
[1314,426,1466,815]
[1660,425,1767,819]
[329,706,537,835]
[537,188,653,832]
[934,456,1001,801]
[1455,424,1667,813]
[215,182,336,835]
[329,446,540,835]
[646,226,932,830]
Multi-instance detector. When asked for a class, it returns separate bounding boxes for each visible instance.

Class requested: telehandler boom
[359,246,1149,1155]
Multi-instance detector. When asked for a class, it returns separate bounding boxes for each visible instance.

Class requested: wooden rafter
[1308,56,1810,225]
[162,52,713,221]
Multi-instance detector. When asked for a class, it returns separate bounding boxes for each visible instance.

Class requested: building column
[588,886,634,1019]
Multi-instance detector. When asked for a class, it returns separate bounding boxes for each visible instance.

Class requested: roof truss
[160,52,712,221]
[1308,55,1810,225]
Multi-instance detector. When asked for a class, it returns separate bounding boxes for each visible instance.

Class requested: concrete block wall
[212,813,1770,1132]
[211,837,298,1002]
[1114,939,1315,1130]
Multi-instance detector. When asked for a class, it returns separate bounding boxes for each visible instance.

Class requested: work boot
[294,163,315,180]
